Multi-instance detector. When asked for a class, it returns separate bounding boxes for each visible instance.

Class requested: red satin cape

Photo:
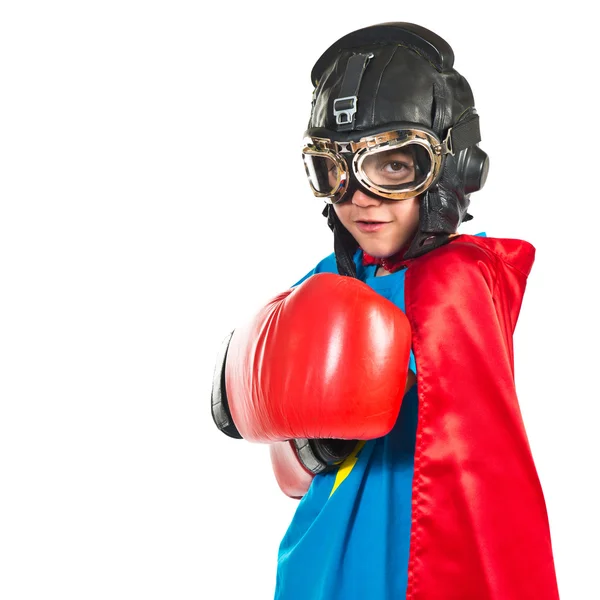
[403,235,559,599]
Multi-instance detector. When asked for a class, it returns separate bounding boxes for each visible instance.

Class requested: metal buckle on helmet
[441,127,455,156]
[333,96,358,126]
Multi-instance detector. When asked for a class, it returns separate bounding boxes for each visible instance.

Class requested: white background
[1,1,598,598]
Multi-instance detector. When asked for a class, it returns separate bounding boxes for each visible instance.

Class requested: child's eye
[388,161,407,171]
[383,161,412,173]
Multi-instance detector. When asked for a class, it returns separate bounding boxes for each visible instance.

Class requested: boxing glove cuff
[211,331,243,439]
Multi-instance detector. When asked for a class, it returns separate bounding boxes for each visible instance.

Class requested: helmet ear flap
[456,146,490,195]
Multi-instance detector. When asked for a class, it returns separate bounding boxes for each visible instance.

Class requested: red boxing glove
[270,441,314,499]
[225,272,411,442]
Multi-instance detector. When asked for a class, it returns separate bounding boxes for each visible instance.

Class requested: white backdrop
[1,1,598,599]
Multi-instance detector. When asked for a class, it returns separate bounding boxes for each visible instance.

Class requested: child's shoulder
[413,234,535,279]
[312,252,339,275]
[291,252,339,288]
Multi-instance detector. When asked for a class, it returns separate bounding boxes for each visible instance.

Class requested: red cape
[403,234,559,599]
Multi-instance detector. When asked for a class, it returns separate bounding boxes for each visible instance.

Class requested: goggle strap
[449,114,481,154]
[333,52,374,132]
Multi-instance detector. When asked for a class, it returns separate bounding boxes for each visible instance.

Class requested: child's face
[333,191,420,258]
[332,148,420,258]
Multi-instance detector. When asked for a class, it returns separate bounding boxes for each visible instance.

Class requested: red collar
[361,242,412,273]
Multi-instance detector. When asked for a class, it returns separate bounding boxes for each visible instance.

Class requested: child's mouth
[355,221,387,232]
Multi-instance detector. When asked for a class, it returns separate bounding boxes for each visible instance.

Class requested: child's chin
[362,243,403,259]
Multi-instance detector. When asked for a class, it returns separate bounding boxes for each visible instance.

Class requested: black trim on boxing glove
[293,438,358,475]
[211,330,243,439]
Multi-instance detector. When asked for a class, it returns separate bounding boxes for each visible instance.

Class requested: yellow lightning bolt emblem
[329,441,366,498]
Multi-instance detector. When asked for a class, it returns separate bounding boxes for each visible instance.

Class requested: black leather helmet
[306,22,489,272]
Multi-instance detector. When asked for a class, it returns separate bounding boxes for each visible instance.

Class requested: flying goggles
[303,116,483,204]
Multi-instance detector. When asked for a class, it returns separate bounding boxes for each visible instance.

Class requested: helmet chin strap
[323,204,359,278]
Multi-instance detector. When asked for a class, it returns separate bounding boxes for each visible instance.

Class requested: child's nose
[351,189,382,208]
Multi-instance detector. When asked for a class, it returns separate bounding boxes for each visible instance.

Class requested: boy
[212,22,559,599]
